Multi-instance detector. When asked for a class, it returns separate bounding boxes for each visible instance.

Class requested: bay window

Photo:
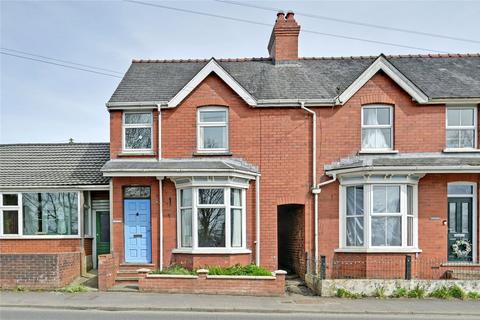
[341,183,418,251]
[197,107,228,152]
[361,105,393,151]
[446,106,477,149]
[0,191,80,237]
[123,111,153,151]
[176,185,246,252]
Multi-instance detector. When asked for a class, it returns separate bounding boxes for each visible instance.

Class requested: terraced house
[1,12,480,291]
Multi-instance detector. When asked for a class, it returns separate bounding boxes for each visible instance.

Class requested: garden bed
[138,265,286,296]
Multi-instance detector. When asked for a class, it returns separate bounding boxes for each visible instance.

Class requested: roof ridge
[131,53,480,64]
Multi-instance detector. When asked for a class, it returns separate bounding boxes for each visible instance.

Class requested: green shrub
[374,286,386,299]
[13,286,26,292]
[59,285,88,293]
[206,264,272,276]
[429,286,451,299]
[407,285,425,299]
[392,287,408,298]
[335,288,361,299]
[448,285,467,300]
[467,291,480,300]
[151,265,195,275]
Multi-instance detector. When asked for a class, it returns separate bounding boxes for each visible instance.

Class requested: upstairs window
[197,107,228,152]
[446,106,477,149]
[123,112,153,151]
[361,105,393,151]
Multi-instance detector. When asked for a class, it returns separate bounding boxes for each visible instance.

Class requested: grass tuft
[467,291,480,300]
[374,286,386,299]
[392,287,408,298]
[335,288,361,299]
[407,285,425,299]
[448,285,467,300]
[429,286,451,299]
[206,264,272,276]
[58,285,88,293]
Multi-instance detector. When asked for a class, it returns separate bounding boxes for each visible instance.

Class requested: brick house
[1,12,479,289]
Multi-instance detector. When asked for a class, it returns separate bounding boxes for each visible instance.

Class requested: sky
[1,0,480,144]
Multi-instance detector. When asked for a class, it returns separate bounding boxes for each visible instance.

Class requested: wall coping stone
[207,275,276,280]
[146,274,198,279]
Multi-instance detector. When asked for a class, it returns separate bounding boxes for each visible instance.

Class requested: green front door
[96,211,110,257]
[448,198,473,262]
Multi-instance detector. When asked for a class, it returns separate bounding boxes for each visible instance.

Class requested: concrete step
[285,277,314,296]
[109,283,139,292]
[115,276,140,285]
[117,270,140,278]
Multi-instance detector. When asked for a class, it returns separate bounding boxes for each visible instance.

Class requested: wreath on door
[451,239,472,258]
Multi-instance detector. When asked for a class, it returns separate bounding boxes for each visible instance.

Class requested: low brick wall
[98,253,117,291]
[138,269,286,296]
[0,252,80,289]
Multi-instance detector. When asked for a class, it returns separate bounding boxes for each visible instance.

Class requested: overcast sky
[1,0,480,144]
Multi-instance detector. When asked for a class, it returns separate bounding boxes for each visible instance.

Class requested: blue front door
[124,199,151,263]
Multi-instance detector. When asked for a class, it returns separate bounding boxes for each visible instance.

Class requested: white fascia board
[106,101,167,110]
[167,59,257,108]
[338,55,429,104]
[0,185,110,191]
[425,98,480,105]
[102,169,258,180]
[326,166,480,175]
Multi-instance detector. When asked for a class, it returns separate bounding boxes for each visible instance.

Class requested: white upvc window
[0,193,22,236]
[340,183,418,251]
[0,191,81,238]
[197,106,228,152]
[176,186,247,253]
[361,105,393,151]
[446,105,477,150]
[122,111,153,152]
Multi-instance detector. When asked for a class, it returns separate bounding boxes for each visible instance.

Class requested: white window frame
[0,191,81,239]
[197,106,229,153]
[445,105,478,151]
[361,105,394,152]
[122,111,153,152]
[174,185,248,254]
[447,182,478,263]
[338,181,419,253]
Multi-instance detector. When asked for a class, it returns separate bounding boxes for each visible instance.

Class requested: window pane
[407,216,413,246]
[347,186,363,216]
[377,128,391,148]
[22,192,78,235]
[2,194,18,206]
[200,110,227,122]
[386,186,400,213]
[181,208,192,247]
[447,109,461,126]
[3,210,18,234]
[201,126,226,149]
[377,108,390,125]
[125,127,152,149]
[363,108,377,125]
[346,187,355,216]
[372,186,386,213]
[124,113,151,124]
[449,202,456,232]
[346,216,364,246]
[460,109,474,126]
[198,189,224,205]
[100,213,110,243]
[231,189,242,207]
[198,208,225,247]
[371,217,386,246]
[124,187,150,199]
[448,184,473,195]
[387,217,402,246]
[462,202,469,233]
[181,189,192,207]
[446,130,460,148]
[407,186,413,215]
[459,129,474,148]
[362,128,376,149]
[231,208,242,247]
[355,186,364,215]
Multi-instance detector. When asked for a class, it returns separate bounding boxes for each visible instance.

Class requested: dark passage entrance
[277,204,305,275]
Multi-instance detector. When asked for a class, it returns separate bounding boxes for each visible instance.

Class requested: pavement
[0,291,479,316]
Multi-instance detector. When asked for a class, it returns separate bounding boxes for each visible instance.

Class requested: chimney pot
[286,11,295,21]
[276,11,285,20]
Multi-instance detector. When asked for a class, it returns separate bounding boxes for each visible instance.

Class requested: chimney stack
[268,11,301,62]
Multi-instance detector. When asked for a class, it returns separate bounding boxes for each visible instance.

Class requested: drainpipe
[157,104,164,271]
[255,175,261,266]
[157,104,162,159]
[300,101,321,274]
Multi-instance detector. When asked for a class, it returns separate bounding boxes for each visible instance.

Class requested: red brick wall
[0,239,81,253]
[0,252,80,289]
[84,238,93,256]
[98,253,117,291]
[173,253,251,269]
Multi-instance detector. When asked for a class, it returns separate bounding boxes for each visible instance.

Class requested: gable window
[340,182,418,251]
[197,107,228,152]
[123,112,153,151]
[175,181,247,253]
[446,106,477,149]
[361,105,393,151]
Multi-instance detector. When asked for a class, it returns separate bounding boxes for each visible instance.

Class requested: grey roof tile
[108,55,480,103]
[0,143,110,187]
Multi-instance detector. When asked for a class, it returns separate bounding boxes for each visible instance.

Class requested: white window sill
[441,262,480,267]
[358,150,399,155]
[172,248,252,255]
[118,151,156,156]
[443,148,480,153]
[193,150,232,156]
[335,247,422,253]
